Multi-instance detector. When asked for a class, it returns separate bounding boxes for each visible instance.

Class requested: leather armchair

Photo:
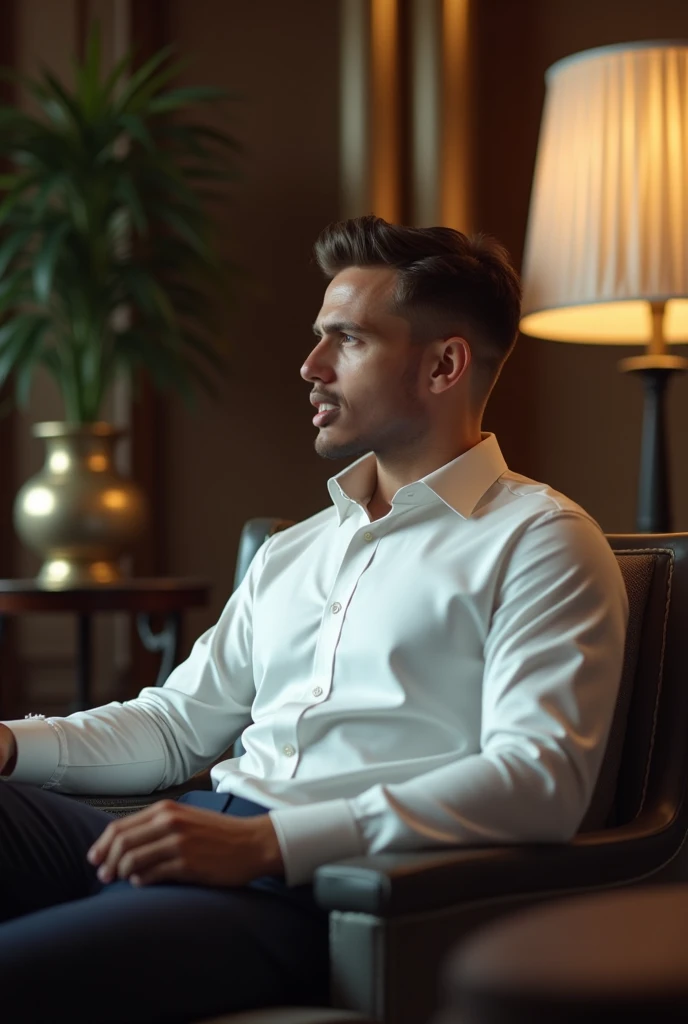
[72,525,688,1024]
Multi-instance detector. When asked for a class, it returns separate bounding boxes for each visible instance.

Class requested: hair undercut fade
[314,215,522,398]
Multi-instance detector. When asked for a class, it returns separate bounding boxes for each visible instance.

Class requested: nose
[300,338,336,385]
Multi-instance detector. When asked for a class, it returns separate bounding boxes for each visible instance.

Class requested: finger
[87,800,176,866]
[97,821,174,883]
[113,835,182,883]
[88,805,159,865]
[130,856,189,888]
[96,813,180,883]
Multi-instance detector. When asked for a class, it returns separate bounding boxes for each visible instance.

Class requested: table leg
[73,614,93,713]
[136,612,182,687]
[0,614,8,718]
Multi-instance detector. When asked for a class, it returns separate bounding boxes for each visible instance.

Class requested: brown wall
[165,0,688,661]
[164,0,342,645]
[4,0,688,710]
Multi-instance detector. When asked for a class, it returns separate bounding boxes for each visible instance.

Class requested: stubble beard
[315,351,427,462]
[314,431,370,461]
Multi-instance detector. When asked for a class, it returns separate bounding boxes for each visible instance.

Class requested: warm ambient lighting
[519,41,688,534]
[24,487,55,516]
[49,450,71,473]
[87,453,108,472]
[521,300,688,345]
[101,489,127,510]
[90,561,119,583]
[44,560,70,583]
[520,42,688,348]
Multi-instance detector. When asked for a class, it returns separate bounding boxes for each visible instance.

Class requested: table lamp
[520,41,688,533]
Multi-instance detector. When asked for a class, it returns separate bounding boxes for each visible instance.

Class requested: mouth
[312,403,340,427]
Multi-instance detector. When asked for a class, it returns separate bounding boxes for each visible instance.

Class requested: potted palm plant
[0,28,237,586]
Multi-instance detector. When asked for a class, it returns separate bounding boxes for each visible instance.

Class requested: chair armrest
[313,807,680,916]
[65,768,214,814]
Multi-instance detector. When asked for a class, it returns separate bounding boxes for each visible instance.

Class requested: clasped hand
[87,799,283,888]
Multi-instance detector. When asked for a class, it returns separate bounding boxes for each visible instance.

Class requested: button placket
[272,529,377,776]
[307,529,379,719]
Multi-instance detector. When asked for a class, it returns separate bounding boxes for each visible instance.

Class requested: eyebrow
[312,319,371,338]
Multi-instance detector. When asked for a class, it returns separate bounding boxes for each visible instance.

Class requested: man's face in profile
[302,266,429,461]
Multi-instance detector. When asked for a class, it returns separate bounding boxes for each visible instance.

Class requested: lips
[312,406,340,427]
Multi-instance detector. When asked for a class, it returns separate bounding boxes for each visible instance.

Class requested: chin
[315,431,368,461]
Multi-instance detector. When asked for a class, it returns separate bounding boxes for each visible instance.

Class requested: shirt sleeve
[4,537,274,795]
[270,512,629,885]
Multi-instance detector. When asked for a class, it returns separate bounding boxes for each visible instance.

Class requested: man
[0,216,628,1022]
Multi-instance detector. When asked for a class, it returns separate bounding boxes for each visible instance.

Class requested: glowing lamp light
[88,454,108,472]
[520,42,688,532]
[45,560,70,583]
[24,487,56,517]
[101,489,127,511]
[49,451,71,473]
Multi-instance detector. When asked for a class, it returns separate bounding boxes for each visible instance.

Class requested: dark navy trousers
[0,781,330,1023]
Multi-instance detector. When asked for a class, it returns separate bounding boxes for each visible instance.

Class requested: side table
[437,884,688,1022]
[0,578,211,715]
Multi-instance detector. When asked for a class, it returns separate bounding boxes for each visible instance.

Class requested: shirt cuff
[2,717,61,786]
[269,798,366,886]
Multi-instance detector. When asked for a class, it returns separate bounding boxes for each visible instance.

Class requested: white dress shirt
[6,434,628,886]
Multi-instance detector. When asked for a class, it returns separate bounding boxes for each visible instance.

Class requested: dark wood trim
[127,0,172,694]
[397,0,414,223]
[130,0,170,64]
[369,0,402,221]
[0,0,19,717]
[129,0,171,580]
[0,578,210,615]
[75,0,89,61]
[472,0,541,475]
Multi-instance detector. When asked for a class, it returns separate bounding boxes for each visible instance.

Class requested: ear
[427,337,472,394]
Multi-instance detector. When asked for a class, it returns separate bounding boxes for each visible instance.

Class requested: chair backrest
[232,518,294,758]
[232,522,688,836]
[232,517,295,592]
[582,535,688,833]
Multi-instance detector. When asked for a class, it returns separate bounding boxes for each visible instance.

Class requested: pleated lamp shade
[520,42,688,345]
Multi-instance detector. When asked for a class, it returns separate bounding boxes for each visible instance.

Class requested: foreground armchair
[71,526,688,1024]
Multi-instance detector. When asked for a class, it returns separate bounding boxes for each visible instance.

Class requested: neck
[368,428,483,513]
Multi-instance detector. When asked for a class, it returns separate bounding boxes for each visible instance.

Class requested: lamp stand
[619,302,688,533]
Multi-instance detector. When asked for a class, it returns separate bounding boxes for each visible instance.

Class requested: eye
[341,333,359,345]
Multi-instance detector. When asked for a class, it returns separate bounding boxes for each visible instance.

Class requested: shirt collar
[327,433,508,524]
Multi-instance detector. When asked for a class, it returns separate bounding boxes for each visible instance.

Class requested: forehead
[320,266,399,322]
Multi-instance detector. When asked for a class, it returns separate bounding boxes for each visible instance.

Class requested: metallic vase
[13,422,149,588]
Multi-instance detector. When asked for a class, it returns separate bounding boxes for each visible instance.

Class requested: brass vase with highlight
[13,422,148,588]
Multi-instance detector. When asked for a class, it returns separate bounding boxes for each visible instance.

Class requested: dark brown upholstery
[611,544,676,827]
[580,550,659,830]
[438,885,688,1023]
[200,1011,376,1024]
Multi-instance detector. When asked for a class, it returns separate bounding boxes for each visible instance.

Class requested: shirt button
[331,601,342,614]
[363,531,373,542]
[283,744,295,757]
[312,686,323,697]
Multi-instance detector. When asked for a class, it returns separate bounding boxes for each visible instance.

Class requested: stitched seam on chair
[613,547,673,814]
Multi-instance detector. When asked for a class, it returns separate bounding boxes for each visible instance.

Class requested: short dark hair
[314,215,522,395]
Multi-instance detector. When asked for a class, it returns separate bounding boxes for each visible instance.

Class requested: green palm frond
[0,21,238,421]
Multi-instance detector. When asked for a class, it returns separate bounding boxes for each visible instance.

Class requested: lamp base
[619,353,688,374]
[619,358,688,533]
